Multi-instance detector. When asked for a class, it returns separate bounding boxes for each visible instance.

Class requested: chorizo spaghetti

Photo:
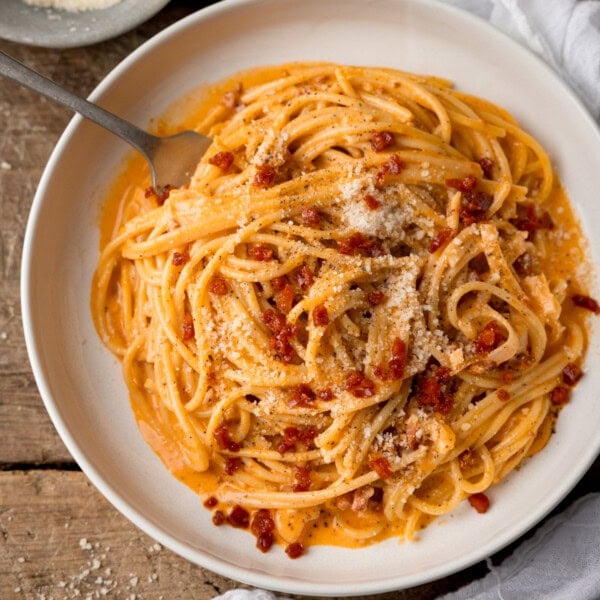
[92,62,596,557]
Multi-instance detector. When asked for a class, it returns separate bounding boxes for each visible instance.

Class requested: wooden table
[1,2,598,598]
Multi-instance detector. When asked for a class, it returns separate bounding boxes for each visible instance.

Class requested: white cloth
[213,1,600,599]
[442,0,600,120]
[440,492,600,600]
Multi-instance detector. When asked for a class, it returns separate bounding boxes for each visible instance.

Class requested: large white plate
[21,0,600,595]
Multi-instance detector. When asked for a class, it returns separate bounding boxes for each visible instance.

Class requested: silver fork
[0,50,212,192]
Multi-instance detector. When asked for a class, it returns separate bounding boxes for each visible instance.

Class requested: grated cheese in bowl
[22,0,121,11]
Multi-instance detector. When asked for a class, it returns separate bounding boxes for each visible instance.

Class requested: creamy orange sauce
[97,65,593,550]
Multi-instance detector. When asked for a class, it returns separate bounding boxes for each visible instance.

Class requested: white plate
[21,0,600,595]
[0,0,169,48]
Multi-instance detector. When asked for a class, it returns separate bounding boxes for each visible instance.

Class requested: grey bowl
[0,0,170,48]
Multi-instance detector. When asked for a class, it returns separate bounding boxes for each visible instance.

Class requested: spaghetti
[92,62,596,557]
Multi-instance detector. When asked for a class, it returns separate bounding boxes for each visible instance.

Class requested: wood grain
[0,2,598,599]
[0,468,487,599]
[0,470,241,599]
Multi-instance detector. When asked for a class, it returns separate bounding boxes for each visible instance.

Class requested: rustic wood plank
[0,470,237,599]
[0,42,108,465]
[0,64,93,464]
[0,373,72,465]
[0,469,482,600]
[0,57,74,464]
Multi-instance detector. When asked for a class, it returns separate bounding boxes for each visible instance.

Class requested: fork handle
[0,50,157,156]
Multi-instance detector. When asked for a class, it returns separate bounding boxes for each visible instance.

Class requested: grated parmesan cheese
[23,0,121,10]
[338,177,421,240]
[251,128,289,167]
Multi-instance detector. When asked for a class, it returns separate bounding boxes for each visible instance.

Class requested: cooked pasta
[92,62,596,557]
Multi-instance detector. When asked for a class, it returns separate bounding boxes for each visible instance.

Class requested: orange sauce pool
[96,64,593,550]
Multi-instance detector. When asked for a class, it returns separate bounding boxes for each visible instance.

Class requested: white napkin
[213,1,600,598]
[442,0,600,120]
[439,492,600,600]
